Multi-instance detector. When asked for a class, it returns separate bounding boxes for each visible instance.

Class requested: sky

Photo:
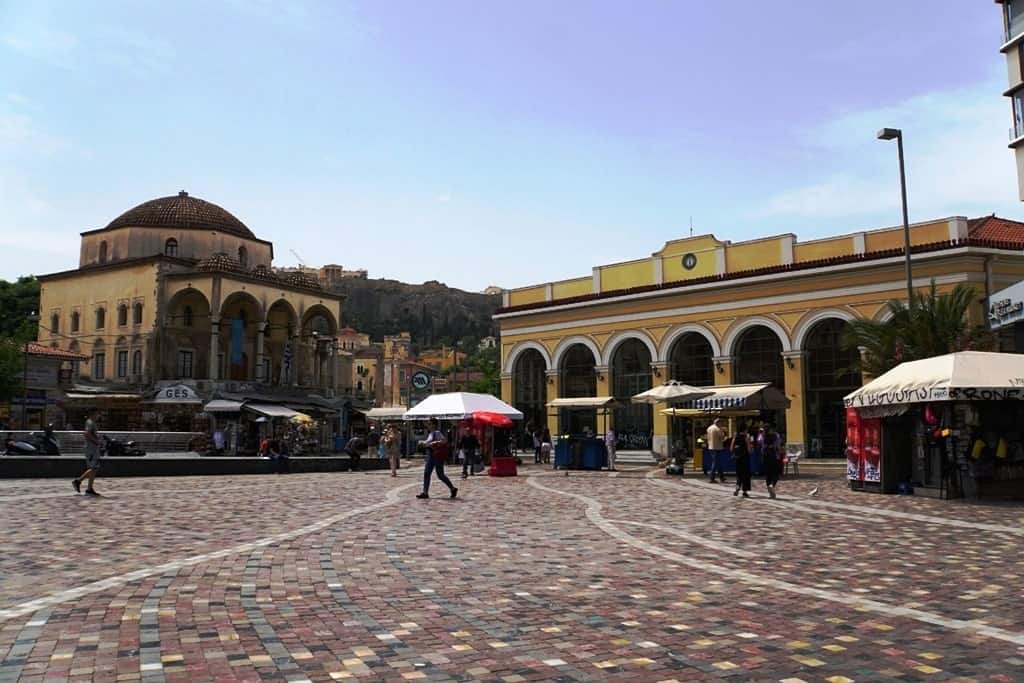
[0,1,1021,292]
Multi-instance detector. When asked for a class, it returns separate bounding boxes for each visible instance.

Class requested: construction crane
[289,249,306,267]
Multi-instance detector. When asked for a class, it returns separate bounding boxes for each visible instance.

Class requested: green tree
[0,276,40,338]
[843,281,993,377]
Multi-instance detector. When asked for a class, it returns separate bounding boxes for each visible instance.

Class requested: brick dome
[105,191,255,239]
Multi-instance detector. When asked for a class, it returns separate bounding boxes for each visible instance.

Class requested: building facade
[37,192,350,419]
[999,0,1024,200]
[496,215,1024,458]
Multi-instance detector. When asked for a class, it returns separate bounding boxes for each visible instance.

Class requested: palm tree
[842,281,994,377]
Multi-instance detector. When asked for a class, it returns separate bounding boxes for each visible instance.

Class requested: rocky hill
[331,278,500,349]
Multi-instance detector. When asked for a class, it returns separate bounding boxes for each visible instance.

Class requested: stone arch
[165,287,212,322]
[220,290,264,322]
[265,298,298,326]
[300,303,338,336]
[722,316,792,355]
[658,323,722,361]
[600,330,657,367]
[874,307,895,323]
[792,309,859,350]
[503,340,552,374]
[551,335,601,370]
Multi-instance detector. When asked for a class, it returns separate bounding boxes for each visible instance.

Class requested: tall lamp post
[877,127,914,305]
[21,310,40,430]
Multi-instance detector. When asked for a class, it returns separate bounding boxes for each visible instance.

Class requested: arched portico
[503,341,552,374]
[551,335,601,371]
[792,308,857,351]
[658,323,721,361]
[600,330,657,367]
[722,316,792,356]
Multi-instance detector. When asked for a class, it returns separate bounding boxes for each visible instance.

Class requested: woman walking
[763,424,782,499]
[732,424,753,498]
[417,418,457,500]
[384,425,402,477]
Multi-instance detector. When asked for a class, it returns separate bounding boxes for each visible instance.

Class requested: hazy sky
[1,1,1019,291]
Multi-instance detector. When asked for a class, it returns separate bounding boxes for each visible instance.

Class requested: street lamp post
[21,311,40,430]
[877,127,914,305]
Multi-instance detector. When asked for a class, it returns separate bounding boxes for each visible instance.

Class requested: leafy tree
[843,281,993,377]
[0,277,40,338]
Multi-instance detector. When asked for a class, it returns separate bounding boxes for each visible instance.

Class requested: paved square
[2,465,1023,681]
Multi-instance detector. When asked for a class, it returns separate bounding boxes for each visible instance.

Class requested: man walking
[459,426,480,479]
[604,426,617,471]
[417,418,457,499]
[73,410,103,496]
[732,424,753,498]
[705,417,727,483]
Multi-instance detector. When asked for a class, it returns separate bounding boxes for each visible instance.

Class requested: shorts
[84,452,102,469]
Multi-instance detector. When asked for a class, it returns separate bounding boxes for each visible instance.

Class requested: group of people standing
[705,417,784,499]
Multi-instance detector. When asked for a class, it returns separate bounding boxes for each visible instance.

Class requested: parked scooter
[103,435,146,457]
[3,426,60,455]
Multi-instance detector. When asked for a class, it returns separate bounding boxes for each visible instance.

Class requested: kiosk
[546,397,615,470]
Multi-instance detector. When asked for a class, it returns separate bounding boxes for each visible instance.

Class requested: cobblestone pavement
[2,464,1023,682]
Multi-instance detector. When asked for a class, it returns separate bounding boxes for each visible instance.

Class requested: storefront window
[93,353,105,380]
[513,348,547,442]
[177,350,194,378]
[612,339,653,449]
[669,332,714,386]
[117,350,128,378]
[805,319,861,458]
[560,344,597,434]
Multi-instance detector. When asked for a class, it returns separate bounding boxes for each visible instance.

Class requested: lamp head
[877,127,901,141]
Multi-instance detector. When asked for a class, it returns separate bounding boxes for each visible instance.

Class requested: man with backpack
[417,418,457,499]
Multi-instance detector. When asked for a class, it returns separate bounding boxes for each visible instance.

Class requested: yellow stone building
[37,192,348,426]
[496,215,1024,458]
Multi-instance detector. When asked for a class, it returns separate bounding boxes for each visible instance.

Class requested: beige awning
[244,403,303,419]
[546,396,616,408]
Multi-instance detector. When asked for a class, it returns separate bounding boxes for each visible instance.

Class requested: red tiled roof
[968,215,1024,245]
[24,342,89,360]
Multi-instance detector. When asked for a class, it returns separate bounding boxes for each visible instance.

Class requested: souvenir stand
[546,397,615,470]
[365,406,408,458]
[844,351,1024,499]
[203,399,245,455]
[662,383,790,475]
[469,410,515,476]
[631,381,714,464]
[403,392,523,475]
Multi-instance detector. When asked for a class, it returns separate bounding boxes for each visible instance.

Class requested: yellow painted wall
[865,220,950,252]
[551,277,593,299]
[726,238,784,272]
[794,237,854,262]
[599,260,652,291]
[661,248,719,282]
[508,286,547,307]
[656,235,722,258]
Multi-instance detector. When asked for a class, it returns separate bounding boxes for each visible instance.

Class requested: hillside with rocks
[331,278,500,349]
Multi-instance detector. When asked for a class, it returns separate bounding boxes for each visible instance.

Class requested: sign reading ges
[153,383,201,404]
[411,371,431,391]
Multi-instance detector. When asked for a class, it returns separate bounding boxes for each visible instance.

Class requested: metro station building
[496,215,1024,458]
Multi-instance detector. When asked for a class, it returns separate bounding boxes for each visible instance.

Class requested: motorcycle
[103,435,146,457]
[3,426,60,455]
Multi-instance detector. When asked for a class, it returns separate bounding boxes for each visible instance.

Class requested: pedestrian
[533,428,542,464]
[763,424,782,498]
[540,427,552,464]
[705,418,727,483]
[384,425,402,477]
[417,418,457,499]
[343,434,366,471]
[459,426,480,479]
[273,438,291,474]
[732,424,753,497]
[73,410,102,496]
[604,426,617,471]
[367,424,381,459]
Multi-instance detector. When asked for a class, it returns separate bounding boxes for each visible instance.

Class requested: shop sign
[153,383,201,404]
[25,363,59,388]
[988,281,1024,329]
[411,371,431,390]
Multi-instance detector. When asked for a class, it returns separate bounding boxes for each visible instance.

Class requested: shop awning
[365,406,408,420]
[403,392,523,420]
[244,403,304,419]
[844,351,1024,408]
[546,397,616,408]
[65,392,140,400]
[661,407,763,418]
[631,381,713,405]
[677,383,789,411]
[204,399,245,413]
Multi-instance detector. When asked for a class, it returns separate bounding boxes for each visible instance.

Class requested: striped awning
[678,383,789,411]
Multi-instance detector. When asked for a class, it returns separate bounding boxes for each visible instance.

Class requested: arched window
[133,302,143,325]
[98,241,108,264]
[164,238,178,257]
[117,303,128,327]
[183,305,193,327]
[238,246,248,267]
[70,311,80,333]
[131,349,142,376]
[50,312,59,335]
[95,307,106,330]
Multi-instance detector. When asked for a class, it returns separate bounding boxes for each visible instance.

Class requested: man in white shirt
[705,418,727,484]
[417,418,458,499]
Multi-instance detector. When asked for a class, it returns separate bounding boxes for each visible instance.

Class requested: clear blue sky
[1,1,1019,291]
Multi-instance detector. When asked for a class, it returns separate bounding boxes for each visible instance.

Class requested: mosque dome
[104,191,255,239]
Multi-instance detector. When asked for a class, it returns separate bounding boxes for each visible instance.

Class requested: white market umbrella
[844,351,1024,408]
[631,380,713,405]
[403,392,524,421]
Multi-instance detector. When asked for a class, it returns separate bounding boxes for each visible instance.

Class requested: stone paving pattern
[2,464,1023,682]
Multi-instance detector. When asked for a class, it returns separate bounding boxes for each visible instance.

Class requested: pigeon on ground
[808,487,819,497]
